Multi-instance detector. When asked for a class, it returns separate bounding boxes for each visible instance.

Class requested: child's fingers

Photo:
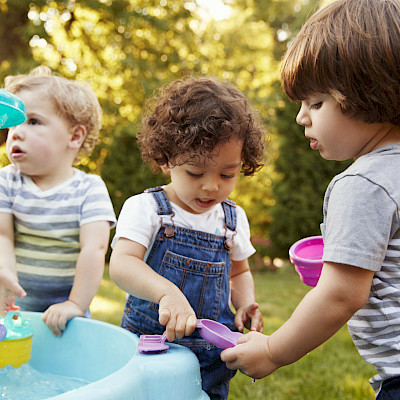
[250,312,264,332]
[14,283,27,299]
[248,302,259,315]
[158,307,171,326]
[0,278,26,299]
[185,314,197,336]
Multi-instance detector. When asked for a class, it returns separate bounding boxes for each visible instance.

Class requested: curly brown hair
[139,76,267,176]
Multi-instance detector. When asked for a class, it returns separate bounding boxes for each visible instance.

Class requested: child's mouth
[309,138,318,150]
[11,146,25,159]
[196,198,215,208]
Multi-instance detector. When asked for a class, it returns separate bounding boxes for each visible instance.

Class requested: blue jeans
[377,377,400,399]
[121,187,238,400]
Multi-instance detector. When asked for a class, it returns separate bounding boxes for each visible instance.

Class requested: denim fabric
[121,187,237,399]
[377,376,400,399]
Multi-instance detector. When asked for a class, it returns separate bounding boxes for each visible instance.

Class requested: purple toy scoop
[137,319,242,354]
[196,319,242,349]
[137,332,169,353]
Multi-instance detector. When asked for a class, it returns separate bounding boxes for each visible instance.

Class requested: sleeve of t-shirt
[80,175,117,228]
[111,193,160,249]
[322,175,396,271]
[231,205,256,261]
[0,165,15,214]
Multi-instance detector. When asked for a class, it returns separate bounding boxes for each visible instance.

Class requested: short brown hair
[280,0,400,126]
[4,66,102,162]
[138,76,266,176]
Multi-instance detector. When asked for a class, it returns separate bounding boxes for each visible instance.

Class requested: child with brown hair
[221,0,400,397]
[0,66,116,336]
[110,76,266,399]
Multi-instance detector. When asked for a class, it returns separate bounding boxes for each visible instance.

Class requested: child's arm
[0,213,26,316]
[230,259,263,333]
[221,261,374,378]
[42,221,110,336]
[109,238,197,341]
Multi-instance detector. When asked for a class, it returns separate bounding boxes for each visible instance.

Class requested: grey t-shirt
[320,143,400,394]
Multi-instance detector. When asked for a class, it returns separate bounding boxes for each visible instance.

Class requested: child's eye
[310,102,322,110]
[28,118,40,125]
[187,171,203,178]
[221,174,235,179]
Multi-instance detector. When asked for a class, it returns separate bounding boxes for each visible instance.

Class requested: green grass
[92,267,376,400]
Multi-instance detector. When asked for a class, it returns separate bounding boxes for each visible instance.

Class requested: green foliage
[0,0,353,260]
[100,124,168,217]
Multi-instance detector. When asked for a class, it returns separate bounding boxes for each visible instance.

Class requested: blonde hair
[4,66,102,162]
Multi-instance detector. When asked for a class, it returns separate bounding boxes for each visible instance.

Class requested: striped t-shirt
[0,165,116,312]
[321,143,400,395]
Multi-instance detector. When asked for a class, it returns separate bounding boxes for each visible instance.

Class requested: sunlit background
[1,0,347,263]
[0,1,375,398]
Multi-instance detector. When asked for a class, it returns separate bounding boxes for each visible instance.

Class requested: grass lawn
[91,266,376,400]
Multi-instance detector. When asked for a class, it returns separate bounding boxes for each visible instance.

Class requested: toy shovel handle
[196,319,242,349]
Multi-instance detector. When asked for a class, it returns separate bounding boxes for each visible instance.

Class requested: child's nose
[9,126,25,140]
[202,177,219,193]
[296,105,310,127]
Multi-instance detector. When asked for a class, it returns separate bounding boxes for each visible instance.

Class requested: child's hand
[0,270,26,317]
[42,300,84,337]
[158,293,197,341]
[234,302,263,333]
[1,292,16,316]
[221,331,278,379]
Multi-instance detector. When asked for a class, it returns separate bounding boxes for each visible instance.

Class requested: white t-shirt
[112,191,255,262]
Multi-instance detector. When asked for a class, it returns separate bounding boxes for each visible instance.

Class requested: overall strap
[145,187,175,238]
[144,187,173,216]
[221,199,237,231]
[221,199,237,250]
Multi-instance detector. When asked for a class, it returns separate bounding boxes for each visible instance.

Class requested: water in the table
[0,364,90,400]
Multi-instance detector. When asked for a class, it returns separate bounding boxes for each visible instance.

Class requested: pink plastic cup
[289,236,324,287]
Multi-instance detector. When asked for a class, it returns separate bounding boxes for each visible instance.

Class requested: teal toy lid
[0,89,27,129]
[2,311,32,340]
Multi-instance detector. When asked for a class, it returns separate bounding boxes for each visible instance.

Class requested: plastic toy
[0,311,33,368]
[0,324,6,342]
[11,311,210,400]
[0,88,26,129]
[138,331,169,353]
[289,236,324,287]
[138,319,243,354]
[196,319,242,349]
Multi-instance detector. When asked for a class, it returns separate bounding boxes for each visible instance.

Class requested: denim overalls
[121,187,237,400]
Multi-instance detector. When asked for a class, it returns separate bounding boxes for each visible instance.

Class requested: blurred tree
[100,124,167,218]
[0,0,348,261]
[254,0,352,258]
[0,0,279,229]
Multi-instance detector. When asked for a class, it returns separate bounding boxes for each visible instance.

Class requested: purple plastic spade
[196,319,242,349]
[137,331,169,353]
[137,319,242,354]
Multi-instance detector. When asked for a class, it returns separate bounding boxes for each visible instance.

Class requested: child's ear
[160,164,171,175]
[69,125,86,150]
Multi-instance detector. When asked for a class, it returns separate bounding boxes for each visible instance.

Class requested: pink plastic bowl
[289,236,324,287]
